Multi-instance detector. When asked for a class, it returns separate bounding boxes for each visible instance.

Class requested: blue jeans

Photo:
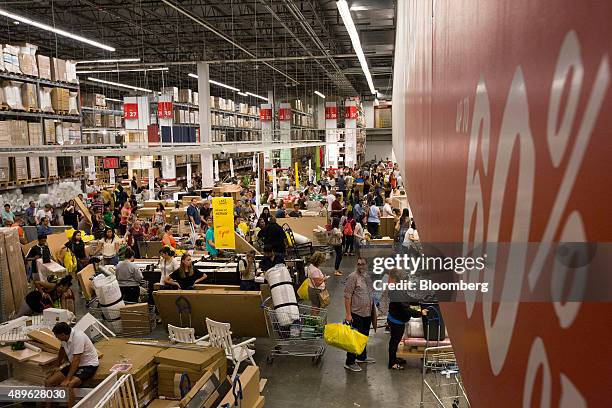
[240,280,258,291]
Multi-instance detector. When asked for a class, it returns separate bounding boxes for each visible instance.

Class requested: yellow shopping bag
[297,278,310,300]
[323,323,368,355]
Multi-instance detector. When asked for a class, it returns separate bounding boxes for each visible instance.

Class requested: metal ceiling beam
[160,0,299,84]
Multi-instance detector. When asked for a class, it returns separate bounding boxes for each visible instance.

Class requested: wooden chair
[201,318,257,381]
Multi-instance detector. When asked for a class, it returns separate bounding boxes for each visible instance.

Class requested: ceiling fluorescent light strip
[245,92,268,101]
[87,77,151,92]
[77,67,168,74]
[337,0,376,94]
[209,79,240,92]
[105,98,123,102]
[76,58,140,64]
[314,91,326,99]
[0,8,115,52]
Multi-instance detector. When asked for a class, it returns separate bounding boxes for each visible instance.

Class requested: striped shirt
[344,271,373,317]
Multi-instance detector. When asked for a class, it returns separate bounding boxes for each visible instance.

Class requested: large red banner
[395,0,612,406]
[278,107,291,121]
[259,108,272,122]
[325,105,337,120]
[157,101,173,119]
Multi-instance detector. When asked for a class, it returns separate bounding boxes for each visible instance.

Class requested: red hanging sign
[325,105,337,120]
[279,107,291,121]
[345,105,358,119]
[124,103,139,119]
[157,101,173,119]
[259,108,272,121]
[103,157,119,169]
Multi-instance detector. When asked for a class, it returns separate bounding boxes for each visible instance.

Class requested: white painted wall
[365,139,393,162]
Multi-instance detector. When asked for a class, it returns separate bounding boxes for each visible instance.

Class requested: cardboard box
[37,55,51,79]
[0,122,9,146]
[0,157,9,182]
[28,122,43,145]
[46,156,58,177]
[161,87,178,100]
[218,366,263,408]
[178,89,192,104]
[18,52,38,77]
[51,57,66,82]
[28,157,41,179]
[50,87,69,111]
[43,119,56,144]
[153,290,268,337]
[21,83,38,110]
[120,303,151,336]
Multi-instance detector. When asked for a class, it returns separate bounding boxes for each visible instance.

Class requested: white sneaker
[357,357,376,364]
[344,363,362,372]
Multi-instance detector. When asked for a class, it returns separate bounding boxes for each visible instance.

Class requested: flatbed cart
[420,345,470,408]
[261,297,326,364]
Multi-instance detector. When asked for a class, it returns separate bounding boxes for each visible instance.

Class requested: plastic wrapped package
[46,157,58,177]
[65,60,77,83]
[68,91,79,114]
[12,157,28,181]
[51,57,66,82]
[0,122,9,147]
[264,264,300,326]
[37,55,51,79]
[54,122,63,144]
[38,87,54,112]
[2,81,24,110]
[3,45,20,74]
[20,83,38,111]
[0,157,8,183]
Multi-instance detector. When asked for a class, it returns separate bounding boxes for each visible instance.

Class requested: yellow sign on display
[295,162,299,190]
[212,197,236,249]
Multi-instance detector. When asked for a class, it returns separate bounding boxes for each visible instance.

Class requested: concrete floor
[255,252,424,408]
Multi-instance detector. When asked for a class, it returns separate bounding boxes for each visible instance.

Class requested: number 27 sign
[124,103,139,119]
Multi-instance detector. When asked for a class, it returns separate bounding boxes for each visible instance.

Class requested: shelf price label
[124,103,139,119]
[259,108,272,121]
[345,105,358,119]
[157,101,173,119]
[279,108,291,121]
[325,105,337,120]
[103,157,119,169]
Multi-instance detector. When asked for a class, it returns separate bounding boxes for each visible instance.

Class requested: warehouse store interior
[1,0,609,407]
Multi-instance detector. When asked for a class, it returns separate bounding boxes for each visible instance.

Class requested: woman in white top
[382,198,394,217]
[155,203,166,227]
[353,218,366,257]
[307,251,329,313]
[101,228,121,266]
[402,220,422,256]
[158,247,180,286]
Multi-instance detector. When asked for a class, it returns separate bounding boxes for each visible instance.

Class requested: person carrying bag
[306,251,330,311]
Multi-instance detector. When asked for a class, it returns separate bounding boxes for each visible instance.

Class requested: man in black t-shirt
[26,234,51,279]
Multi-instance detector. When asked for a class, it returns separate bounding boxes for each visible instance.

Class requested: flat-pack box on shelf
[0,122,7,146]
[6,120,29,145]
[39,87,54,112]
[28,157,41,179]
[17,43,38,77]
[46,157,58,178]
[161,87,178,100]
[43,119,56,144]
[11,156,28,181]
[51,58,66,82]
[21,83,38,111]
[65,60,77,83]
[189,111,196,124]
[2,80,24,110]
[193,91,199,106]
[37,55,51,80]
[81,93,106,108]
[68,91,79,115]
[28,122,43,145]
[2,45,20,74]
[51,88,70,112]
[178,89,192,104]
[0,157,9,182]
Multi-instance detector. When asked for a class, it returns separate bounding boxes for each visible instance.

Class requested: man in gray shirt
[115,248,143,302]
[344,257,375,372]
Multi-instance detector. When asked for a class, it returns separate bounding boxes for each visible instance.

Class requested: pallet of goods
[0,227,29,320]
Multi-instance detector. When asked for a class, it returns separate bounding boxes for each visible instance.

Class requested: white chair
[167,324,208,344]
[202,318,257,381]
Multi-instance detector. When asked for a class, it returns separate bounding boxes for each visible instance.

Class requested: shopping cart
[261,297,326,364]
[420,345,470,408]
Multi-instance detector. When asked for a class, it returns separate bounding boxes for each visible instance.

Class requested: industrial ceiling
[0,0,394,102]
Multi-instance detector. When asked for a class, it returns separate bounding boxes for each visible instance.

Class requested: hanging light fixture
[76,58,140,64]
[87,77,152,92]
[336,0,376,94]
[314,91,326,99]
[0,8,115,51]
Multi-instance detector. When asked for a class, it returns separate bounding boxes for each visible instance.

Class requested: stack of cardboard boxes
[0,228,29,318]
[17,43,39,76]
[2,45,20,73]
